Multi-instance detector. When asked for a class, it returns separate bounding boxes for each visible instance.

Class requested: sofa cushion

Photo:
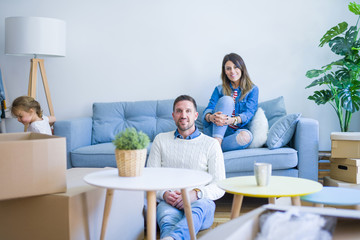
[226,169,299,178]
[72,143,117,167]
[267,113,302,150]
[71,142,152,168]
[248,107,268,148]
[92,100,176,144]
[223,147,298,173]
[258,96,287,128]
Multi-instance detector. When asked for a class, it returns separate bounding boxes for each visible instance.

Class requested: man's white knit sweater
[147,131,225,201]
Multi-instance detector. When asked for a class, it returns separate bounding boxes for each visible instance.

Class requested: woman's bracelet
[233,117,238,125]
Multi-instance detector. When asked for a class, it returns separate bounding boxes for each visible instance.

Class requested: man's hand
[163,190,198,210]
[163,190,181,206]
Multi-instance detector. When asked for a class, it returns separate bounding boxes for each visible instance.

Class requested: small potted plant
[113,127,150,177]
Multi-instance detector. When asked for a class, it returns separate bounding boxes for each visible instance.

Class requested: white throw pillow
[248,107,269,148]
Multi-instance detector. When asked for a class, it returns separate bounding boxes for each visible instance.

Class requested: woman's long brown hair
[221,53,254,101]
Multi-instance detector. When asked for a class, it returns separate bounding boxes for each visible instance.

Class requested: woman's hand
[210,111,233,126]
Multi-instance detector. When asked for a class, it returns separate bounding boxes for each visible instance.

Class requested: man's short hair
[173,95,197,111]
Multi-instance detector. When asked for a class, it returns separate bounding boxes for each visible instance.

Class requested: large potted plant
[305,1,360,132]
[113,127,150,177]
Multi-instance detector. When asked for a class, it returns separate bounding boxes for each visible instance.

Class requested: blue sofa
[54,97,319,181]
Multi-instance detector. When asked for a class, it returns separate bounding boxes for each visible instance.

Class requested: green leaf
[344,58,360,73]
[349,2,360,16]
[305,74,333,88]
[319,22,348,47]
[336,79,360,112]
[339,89,360,112]
[329,26,358,56]
[308,90,333,105]
[305,69,325,78]
[324,59,344,68]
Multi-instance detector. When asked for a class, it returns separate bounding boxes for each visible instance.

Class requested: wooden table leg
[181,189,196,240]
[291,196,301,206]
[314,203,324,208]
[230,194,244,219]
[100,189,114,240]
[268,197,276,204]
[147,191,157,240]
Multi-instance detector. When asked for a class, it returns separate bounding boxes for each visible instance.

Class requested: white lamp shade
[5,16,66,57]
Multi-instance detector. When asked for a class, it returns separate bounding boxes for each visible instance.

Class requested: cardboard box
[0,132,66,200]
[0,168,144,240]
[330,158,360,184]
[199,204,360,240]
[331,132,360,158]
[323,176,360,189]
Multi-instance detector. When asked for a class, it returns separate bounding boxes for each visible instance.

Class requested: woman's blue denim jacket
[202,84,259,129]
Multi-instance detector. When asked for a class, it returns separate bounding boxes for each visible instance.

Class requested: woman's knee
[236,130,252,146]
[215,96,234,113]
[218,96,233,105]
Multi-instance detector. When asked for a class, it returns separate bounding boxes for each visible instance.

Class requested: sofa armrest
[54,117,93,169]
[293,117,319,181]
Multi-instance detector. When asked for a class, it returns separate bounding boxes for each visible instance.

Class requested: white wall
[0,0,358,150]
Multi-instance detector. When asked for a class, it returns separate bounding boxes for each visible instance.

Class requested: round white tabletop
[84,167,213,191]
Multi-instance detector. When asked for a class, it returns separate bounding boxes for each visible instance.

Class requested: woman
[203,53,258,152]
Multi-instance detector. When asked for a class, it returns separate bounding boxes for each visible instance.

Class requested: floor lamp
[5,16,66,117]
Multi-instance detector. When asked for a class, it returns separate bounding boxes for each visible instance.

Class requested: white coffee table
[84,168,212,240]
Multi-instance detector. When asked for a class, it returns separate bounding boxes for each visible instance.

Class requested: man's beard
[176,120,194,132]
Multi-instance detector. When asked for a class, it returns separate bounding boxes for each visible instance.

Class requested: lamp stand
[28,58,54,116]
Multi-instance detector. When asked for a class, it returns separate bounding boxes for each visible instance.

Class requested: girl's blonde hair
[221,53,254,101]
[11,96,43,118]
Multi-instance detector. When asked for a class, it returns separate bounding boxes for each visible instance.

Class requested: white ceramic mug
[254,162,272,186]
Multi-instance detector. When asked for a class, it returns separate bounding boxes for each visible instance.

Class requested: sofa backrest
[258,96,287,128]
[92,100,177,144]
[91,96,286,145]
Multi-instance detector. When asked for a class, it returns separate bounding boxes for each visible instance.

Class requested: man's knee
[191,199,215,216]
[157,201,183,224]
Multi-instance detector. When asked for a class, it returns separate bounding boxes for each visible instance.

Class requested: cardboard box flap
[330,158,360,166]
[0,132,63,142]
[331,132,360,141]
[0,132,66,200]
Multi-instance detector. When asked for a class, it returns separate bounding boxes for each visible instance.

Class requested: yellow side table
[218,176,322,219]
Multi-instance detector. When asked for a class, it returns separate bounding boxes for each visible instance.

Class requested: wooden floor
[197,194,267,237]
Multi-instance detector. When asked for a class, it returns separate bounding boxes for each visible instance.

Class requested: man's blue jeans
[204,96,253,152]
[157,199,215,240]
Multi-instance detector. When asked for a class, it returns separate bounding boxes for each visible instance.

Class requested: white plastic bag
[255,209,332,240]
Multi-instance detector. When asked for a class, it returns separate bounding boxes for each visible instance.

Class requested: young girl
[11,96,56,135]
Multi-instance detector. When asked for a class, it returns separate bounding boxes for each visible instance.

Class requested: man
[147,95,225,240]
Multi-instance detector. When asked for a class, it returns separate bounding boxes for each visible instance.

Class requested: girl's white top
[27,115,52,135]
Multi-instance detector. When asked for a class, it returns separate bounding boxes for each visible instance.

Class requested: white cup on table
[254,162,272,186]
